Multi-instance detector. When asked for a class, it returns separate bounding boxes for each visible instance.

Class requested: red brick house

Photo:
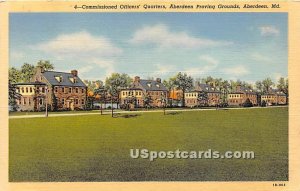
[120,76,168,108]
[28,66,87,111]
[185,84,221,107]
[228,85,258,106]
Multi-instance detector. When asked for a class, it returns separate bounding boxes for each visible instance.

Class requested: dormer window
[147,82,151,87]
[69,77,77,83]
[55,76,63,83]
[206,87,209,90]
[156,84,160,88]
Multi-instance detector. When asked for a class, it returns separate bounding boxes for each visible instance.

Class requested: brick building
[15,82,47,111]
[16,67,87,111]
[185,84,221,107]
[228,85,258,106]
[120,76,168,108]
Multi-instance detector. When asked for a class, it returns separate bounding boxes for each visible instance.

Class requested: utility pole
[111,97,114,117]
[45,86,48,117]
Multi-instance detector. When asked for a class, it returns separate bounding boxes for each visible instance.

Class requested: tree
[36,60,54,71]
[142,92,152,109]
[8,80,21,111]
[197,91,208,107]
[243,98,253,107]
[9,67,22,83]
[277,77,288,104]
[277,77,288,95]
[255,81,263,93]
[21,63,35,82]
[105,73,132,112]
[262,78,274,93]
[220,80,230,106]
[51,91,58,111]
[163,77,176,106]
[159,92,167,115]
[173,72,193,107]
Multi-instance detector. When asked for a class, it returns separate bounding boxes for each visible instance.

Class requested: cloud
[10,51,24,60]
[35,31,122,58]
[153,64,177,76]
[223,65,250,76]
[251,52,272,63]
[259,26,279,36]
[32,31,122,80]
[129,24,233,49]
[182,55,219,77]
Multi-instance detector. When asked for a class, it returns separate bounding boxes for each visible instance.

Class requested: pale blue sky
[10,13,287,83]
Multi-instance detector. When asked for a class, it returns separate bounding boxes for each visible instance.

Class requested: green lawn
[9,107,288,181]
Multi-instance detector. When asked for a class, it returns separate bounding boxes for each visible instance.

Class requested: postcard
[0,1,299,191]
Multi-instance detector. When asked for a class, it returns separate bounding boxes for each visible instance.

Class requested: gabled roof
[132,79,167,91]
[42,71,86,87]
[264,88,286,96]
[195,83,220,93]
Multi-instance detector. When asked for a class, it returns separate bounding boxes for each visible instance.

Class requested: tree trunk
[182,90,185,107]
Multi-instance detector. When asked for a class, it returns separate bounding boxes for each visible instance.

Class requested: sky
[9,13,287,83]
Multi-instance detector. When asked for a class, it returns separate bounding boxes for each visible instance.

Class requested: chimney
[156,78,161,83]
[236,85,241,92]
[71,70,78,77]
[37,66,45,73]
[134,76,140,83]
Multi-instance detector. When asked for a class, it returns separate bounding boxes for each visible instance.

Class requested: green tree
[262,77,274,93]
[163,77,176,106]
[277,77,288,104]
[8,80,21,111]
[197,91,208,107]
[142,92,152,109]
[105,73,132,109]
[255,81,263,93]
[9,67,22,83]
[36,60,54,71]
[173,72,193,107]
[277,77,288,95]
[21,63,35,82]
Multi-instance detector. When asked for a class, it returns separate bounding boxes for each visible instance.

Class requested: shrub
[243,98,253,107]
[261,100,267,107]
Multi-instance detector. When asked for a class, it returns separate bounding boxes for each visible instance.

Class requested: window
[26,87,28,93]
[55,87,58,93]
[81,88,84,93]
[81,99,84,105]
[64,87,67,93]
[39,98,43,105]
[69,88,72,93]
[75,99,78,105]
[76,88,78,93]
[28,98,31,105]
[41,87,45,93]
[62,98,65,105]
[30,87,32,93]
[24,97,27,105]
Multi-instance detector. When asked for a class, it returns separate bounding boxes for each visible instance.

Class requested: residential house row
[13,68,287,111]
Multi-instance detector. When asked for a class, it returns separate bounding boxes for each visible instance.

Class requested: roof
[231,86,257,95]
[263,88,286,96]
[42,71,86,87]
[195,83,221,93]
[14,82,46,86]
[132,79,167,91]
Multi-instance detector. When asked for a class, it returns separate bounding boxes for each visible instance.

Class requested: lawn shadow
[113,113,141,118]
[166,111,181,115]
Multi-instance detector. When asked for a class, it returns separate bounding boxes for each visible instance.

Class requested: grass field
[9,107,288,181]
